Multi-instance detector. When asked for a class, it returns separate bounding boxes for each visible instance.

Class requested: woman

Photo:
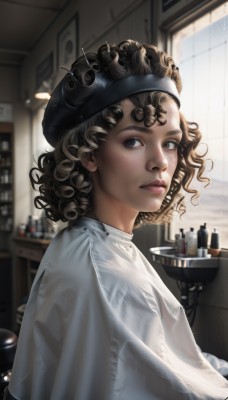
[6,40,228,399]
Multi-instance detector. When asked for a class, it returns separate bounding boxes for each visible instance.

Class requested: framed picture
[57,14,78,69]
[0,103,13,122]
[36,52,54,89]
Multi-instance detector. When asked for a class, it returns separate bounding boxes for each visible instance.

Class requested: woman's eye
[164,140,179,150]
[123,138,143,148]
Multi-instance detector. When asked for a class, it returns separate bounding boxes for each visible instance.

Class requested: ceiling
[0,0,70,67]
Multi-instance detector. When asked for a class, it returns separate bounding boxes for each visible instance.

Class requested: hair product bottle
[186,227,197,256]
[177,229,186,257]
[209,227,220,257]
[197,223,208,257]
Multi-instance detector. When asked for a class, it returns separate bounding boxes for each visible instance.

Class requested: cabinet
[0,251,12,328]
[0,123,13,328]
[0,123,13,237]
[13,237,50,330]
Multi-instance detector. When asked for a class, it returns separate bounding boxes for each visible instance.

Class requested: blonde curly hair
[30,39,209,227]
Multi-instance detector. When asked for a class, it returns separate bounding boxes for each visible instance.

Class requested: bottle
[197,223,208,257]
[177,229,186,257]
[36,218,44,239]
[25,215,36,237]
[202,223,208,248]
[175,232,181,255]
[197,225,203,249]
[186,227,197,256]
[209,227,220,257]
[175,228,184,255]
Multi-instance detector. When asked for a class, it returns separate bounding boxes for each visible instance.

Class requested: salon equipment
[150,247,219,326]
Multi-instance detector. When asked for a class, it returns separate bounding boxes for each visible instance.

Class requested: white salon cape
[8,217,228,400]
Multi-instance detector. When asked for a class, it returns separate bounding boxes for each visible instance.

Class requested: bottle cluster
[175,223,220,258]
[17,214,56,240]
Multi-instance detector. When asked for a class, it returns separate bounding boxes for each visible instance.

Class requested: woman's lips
[140,180,167,194]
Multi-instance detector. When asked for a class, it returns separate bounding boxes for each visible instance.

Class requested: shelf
[0,251,11,259]
[0,124,14,246]
[14,236,51,246]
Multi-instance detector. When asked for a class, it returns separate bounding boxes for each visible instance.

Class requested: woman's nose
[146,147,168,172]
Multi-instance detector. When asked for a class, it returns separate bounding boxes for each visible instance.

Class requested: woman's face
[90,98,182,218]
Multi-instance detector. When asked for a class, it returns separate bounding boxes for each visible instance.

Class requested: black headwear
[42,67,180,147]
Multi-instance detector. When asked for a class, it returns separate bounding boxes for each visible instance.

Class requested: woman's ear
[80,153,98,172]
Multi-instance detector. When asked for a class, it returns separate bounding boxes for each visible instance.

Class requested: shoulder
[31,224,96,298]
[48,225,92,267]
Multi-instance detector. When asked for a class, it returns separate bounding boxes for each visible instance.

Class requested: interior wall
[20,0,151,106]
[193,256,228,361]
[0,66,19,102]
[13,104,32,228]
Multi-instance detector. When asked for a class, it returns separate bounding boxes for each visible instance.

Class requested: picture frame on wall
[36,52,54,89]
[57,14,78,69]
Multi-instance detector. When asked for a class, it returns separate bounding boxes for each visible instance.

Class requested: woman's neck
[87,210,137,234]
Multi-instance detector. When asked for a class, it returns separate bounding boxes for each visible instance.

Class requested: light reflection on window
[171,2,228,248]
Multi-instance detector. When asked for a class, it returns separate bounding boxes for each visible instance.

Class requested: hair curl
[30,39,210,227]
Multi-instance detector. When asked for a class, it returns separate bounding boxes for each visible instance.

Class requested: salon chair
[0,329,17,399]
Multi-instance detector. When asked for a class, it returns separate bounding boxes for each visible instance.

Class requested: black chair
[0,329,17,400]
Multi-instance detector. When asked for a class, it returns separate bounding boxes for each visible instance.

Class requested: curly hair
[30,39,210,227]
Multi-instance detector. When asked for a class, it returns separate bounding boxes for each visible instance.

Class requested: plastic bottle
[177,229,186,257]
[197,225,203,249]
[26,215,36,237]
[175,232,181,255]
[202,223,208,248]
[197,223,208,257]
[186,227,197,256]
[209,227,220,257]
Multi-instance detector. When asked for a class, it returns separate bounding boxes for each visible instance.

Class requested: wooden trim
[0,122,13,133]
[160,0,226,33]
[220,249,228,258]
[13,236,50,246]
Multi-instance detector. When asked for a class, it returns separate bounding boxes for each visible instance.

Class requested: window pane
[171,2,228,248]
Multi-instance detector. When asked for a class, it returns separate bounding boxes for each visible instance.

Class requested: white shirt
[8,217,228,399]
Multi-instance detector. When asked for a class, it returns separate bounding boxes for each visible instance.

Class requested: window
[170,2,228,248]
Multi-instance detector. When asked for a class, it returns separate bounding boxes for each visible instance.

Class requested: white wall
[13,104,32,227]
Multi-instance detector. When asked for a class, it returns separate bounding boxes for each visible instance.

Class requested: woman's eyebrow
[118,125,150,134]
[118,125,182,136]
[165,129,182,136]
